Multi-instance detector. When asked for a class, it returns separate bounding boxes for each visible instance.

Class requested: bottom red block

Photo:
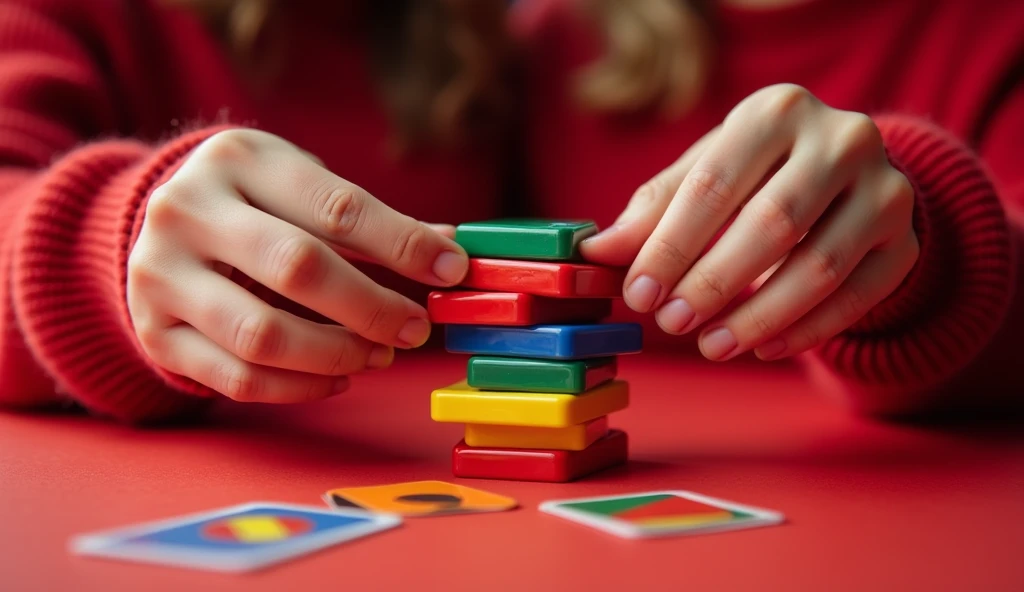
[452,430,628,483]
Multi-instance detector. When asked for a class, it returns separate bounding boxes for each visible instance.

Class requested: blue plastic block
[444,323,642,360]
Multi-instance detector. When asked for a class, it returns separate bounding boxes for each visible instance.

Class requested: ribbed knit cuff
[1,193,61,407]
[12,127,227,423]
[806,115,1014,416]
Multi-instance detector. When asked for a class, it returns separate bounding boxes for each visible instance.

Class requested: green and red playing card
[539,491,784,539]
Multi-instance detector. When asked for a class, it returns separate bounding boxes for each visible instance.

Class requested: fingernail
[367,344,394,369]
[656,298,696,334]
[432,250,468,285]
[680,315,702,334]
[397,317,431,348]
[624,275,662,312]
[702,327,738,361]
[584,223,621,242]
[755,338,787,360]
[333,377,350,394]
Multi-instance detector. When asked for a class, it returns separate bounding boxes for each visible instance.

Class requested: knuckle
[218,363,260,402]
[633,176,668,206]
[682,168,735,216]
[806,244,846,290]
[794,322,822,350]
[271,236,325,292]
[327,344,361,375]
[878,171,916,220]
[692,266,729,303]
[832,114,883,165]
[134,321,165,355]
[743,306,777,340]
[230,312,281,362]
[843,113,883,148]
[126,248,162,289]
[837,284,869,325]
[200,129,259,164]
[125,263,167,339]
[752,195,802,247]
[361,298,398,336]
[314,185,366,237]
[390,223,432,268]
[647,236,693,270]
[762,83,813,119]
[145,183,190,229]
[301,380,329,403]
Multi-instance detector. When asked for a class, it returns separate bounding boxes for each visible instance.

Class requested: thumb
[424,223,456,240]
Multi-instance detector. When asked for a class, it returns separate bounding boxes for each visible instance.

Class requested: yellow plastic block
[464,416,610,451]
[431,380,628,428]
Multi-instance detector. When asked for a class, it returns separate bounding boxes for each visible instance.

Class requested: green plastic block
[466,356,617,394]
[454,219,598,261]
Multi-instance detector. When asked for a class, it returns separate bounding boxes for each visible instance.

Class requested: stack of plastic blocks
[428,220,643,482]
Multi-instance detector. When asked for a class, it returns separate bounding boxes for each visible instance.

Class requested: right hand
[126,129,469,403]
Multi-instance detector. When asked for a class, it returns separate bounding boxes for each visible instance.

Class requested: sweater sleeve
[801,98,1023,416]
[0,3,225,422]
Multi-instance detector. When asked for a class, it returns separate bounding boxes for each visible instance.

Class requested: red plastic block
[460,259,626,298]
[452,429,628,482]
[428,291,612,326]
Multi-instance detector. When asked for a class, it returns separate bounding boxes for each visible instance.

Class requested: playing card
[70,502,401,572]
[539,490,784,539]
[324,480,517,517]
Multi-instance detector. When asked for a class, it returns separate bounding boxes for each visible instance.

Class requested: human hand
[127,129,468,402]
[582,84,918,361]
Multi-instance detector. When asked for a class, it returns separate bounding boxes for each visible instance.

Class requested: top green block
[454,219,598,261]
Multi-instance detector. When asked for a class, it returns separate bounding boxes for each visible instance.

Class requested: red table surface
[1,352,1022,592]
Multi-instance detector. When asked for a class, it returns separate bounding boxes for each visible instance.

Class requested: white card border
[538,490,784,539]
[70,501,401,572]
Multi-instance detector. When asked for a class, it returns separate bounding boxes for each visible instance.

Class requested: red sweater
[0,0,1020,422]
[515,0,1024,416]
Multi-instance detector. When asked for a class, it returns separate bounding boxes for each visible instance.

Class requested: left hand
[581,84,919,361]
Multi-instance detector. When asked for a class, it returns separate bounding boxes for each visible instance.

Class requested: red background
[1,352,1022,591]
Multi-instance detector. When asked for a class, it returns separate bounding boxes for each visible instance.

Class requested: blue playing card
[70,502,401,572]
[445,323,642,359]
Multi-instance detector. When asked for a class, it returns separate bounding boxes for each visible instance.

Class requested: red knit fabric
[0,0,501,422]
[0,0,1021,422]
[515,0,1023,416]
[11,132,221,422]
[805,118,1017,416]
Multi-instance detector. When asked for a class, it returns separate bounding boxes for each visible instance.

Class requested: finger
[324,222,456,264]
[156,325,349,404]
[580,127,719,266]
[654,142,847,334]
[696,179,900,361]
[298,148,325,168]
[622,112,795,313]
[205,132,468,286]
[754,230,919,360]
[197,201,433,349]
[425,223,457,239]
[165,268,394,375]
